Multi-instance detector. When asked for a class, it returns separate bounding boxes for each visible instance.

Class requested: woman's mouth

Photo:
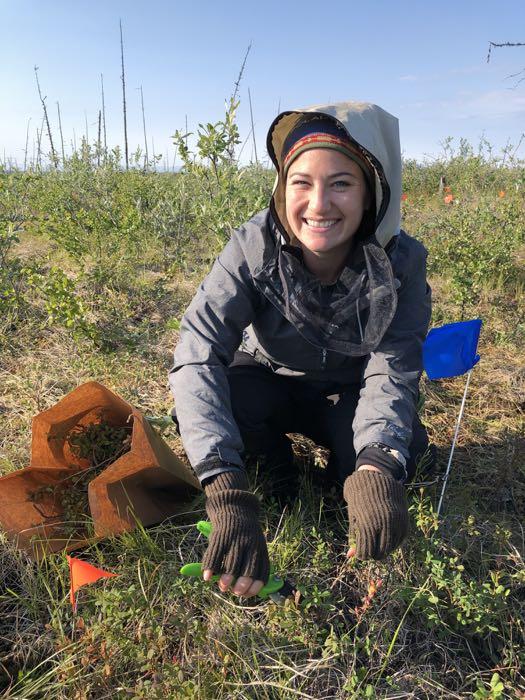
[303,218,339,230]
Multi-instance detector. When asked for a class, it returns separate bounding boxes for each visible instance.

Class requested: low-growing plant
[473,672,506,699]
[172,98,273,254]
[0,223,22,317]
[24,265,97,341]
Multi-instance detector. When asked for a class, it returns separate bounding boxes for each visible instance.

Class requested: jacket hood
[266,101,401,249]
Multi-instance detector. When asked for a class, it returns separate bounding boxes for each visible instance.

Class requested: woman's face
[284,149,370,259]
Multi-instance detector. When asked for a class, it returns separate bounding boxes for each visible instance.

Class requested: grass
[0,143,524,698]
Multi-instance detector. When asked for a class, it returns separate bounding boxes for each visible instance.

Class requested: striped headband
[282,131,373,185]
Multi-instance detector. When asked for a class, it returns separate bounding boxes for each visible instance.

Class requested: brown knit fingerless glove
[202,470,270,583]
[343,469,409,560]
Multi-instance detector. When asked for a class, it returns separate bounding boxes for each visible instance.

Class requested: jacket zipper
[321,348,327,369]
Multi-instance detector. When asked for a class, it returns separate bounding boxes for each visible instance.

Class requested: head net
[253,232,398,356]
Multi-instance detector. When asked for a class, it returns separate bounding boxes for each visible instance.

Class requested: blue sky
[1,0,525,167]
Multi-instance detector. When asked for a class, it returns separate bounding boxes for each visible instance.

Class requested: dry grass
[0,271,523,698]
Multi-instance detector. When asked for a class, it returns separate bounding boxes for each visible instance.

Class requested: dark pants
[228,353,430,484]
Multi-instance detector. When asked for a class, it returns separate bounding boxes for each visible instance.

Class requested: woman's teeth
[305,219,338,228]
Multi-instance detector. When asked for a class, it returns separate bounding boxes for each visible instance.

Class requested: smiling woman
[169,101,434,600]
[285,150,371,283]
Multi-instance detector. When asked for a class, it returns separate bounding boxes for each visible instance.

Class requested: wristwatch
[356,442,408,481]
[368,443,406,466]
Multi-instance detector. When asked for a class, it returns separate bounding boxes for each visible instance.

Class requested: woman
[169,101,432,599]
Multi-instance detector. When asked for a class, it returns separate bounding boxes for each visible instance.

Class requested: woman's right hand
[202,469,270,598]
[203,569,265,598]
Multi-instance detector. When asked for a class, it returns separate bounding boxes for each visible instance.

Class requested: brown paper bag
[0,381,201,557]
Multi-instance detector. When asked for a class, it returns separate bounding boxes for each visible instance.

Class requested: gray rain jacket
[169,102,431,483]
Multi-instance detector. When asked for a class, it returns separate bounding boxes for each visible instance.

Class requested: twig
[486,41,525,63]
[139,85,149,169]
[248,87,258,164]
[34,66,58,168]
[487,41,525,87]
[36,116,45,170]
[329,554,354,590]
[97,110,102,166]
[56,102,65,166]
[406,476,442,489]
[231,43,251,104]
[120,19,129,169]
[23,117,31,171]
[100,73,108,156]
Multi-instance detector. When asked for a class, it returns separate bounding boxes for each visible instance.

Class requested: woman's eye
[333,180,350,188]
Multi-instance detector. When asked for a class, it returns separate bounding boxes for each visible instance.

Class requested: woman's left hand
[347,466,378,558]
[343,467,409,560]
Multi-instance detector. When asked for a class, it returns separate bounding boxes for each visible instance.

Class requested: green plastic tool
[180,520,291,601]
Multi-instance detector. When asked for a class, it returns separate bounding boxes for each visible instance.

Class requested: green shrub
[419,200,523,314]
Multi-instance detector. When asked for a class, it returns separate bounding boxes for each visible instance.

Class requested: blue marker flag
[423,319,482,380]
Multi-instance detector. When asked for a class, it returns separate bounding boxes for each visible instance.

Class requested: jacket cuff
[203,469,250,494]
[356,445,407,482]
[195,456,245,485]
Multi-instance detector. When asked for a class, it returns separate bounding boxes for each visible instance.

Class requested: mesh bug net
[253,233,397,356]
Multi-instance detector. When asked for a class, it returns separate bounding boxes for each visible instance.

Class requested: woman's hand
[347,464,382,558]
[343,467,409,560]
[202,470,270,598]
[202,570,265,598]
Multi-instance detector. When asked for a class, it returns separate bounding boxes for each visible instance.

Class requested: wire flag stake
[436,368,472,517]
[422,319,482,516]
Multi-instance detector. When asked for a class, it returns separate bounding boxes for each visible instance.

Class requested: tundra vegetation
[0,103,524,698]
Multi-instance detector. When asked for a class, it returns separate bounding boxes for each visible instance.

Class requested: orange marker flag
[67,555,118,611]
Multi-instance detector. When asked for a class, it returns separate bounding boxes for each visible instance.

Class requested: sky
[1,0,525,168]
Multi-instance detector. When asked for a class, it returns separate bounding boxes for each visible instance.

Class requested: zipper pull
[321,348,327,369]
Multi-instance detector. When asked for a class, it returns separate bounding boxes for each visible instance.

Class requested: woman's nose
[309,184,331,213]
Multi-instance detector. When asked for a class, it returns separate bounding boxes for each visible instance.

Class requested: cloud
[447,65,484,77]
[400,90,525,121]
[399,101,427,110]
[440,90,525,120]
[399,65,485,84]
